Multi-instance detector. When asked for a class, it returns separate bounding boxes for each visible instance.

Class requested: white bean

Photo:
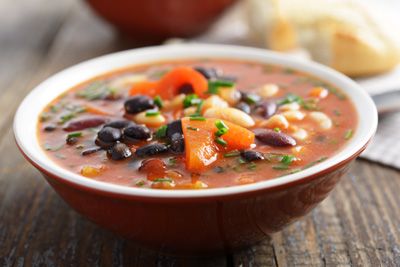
[217,87,241,105]
[203,107,255,127]
[279,102,300,111]
[201,95,228,113]
[262,114,289,129]
[258,83,279,98]
[163,94,185,110]
[292,127,308,140]
[309,111,332,130]
[282,110,305,121]
[134,111,166,127]
[184,106,197,116]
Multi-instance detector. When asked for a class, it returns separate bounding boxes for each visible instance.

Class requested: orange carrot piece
[309,86,328,99]
[181,118,255,172]
[156,67,208,99]
[84,104,113,116]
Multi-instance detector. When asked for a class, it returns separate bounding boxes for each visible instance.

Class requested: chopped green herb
[215,137,227,146]
[215,128,228,137]
[281,155,295,165]
[207,79,235,94]
[67,132,82,138]
[190,116,206,121]
[167,157,177,167]
[59,113,75,124]
[247,162,257,170]
[344,129,353,140]
[40,112,52,122]
[135,180,145,187]
[153,178,173,183]
[155,125,167,138]
[283,68,295,74]
[183,94,200,108]
[302,98,320,110]
[76,81,116,100]
[274,127,281,132]
[154,95,163,108]
[215,120,228,130]
[75,144,85,150]
[237,157,247,164]
[273,165,290,170]
[333,109,341,116]
[243,93,261,105]
[224,151,240,158]
[145,110,160,117]
[278,93,303,105]
[186,126,199,131]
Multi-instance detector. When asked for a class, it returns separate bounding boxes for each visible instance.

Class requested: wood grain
[0,0,399,266]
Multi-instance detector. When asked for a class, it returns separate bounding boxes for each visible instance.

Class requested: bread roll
[246,0,400,76]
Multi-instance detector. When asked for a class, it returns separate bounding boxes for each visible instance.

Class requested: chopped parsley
[344,129,353,140]
[153,178,173,183]
[154,95,163,108]
[224,150,240,158]
[183,94,201,108]
[215,137,227,146]
[67,132,82,138]
[76,81,116,100]
[207,79,235,94]
[190,116,206,121]
[186,126,199,131]
[145,110,160,117]
[155,125,167,138]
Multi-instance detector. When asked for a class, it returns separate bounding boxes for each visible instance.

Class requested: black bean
[235,102,251,114]
[241,92,261,105]
[63,117,107,132]
[123,125,151,141]
[97,127,121,143]
[240,150,264,161]
[166,120,183,139]
[66,137,78,145]
[178,83,194,94]
[254,129,296,147]
[124,95,155,114]
[169,133,185,154]
[256,101,277,119]
[194,67,218,79]
[104,120,134,129]
[95,138,115,149]
[135,143,169,157]
[44,124,57,132]
[81,146,102,156]
[107,143,132,160]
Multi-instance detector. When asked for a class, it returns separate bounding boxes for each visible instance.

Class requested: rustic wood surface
[0,0,399,266]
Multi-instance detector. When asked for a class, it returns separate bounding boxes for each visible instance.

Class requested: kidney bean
[63,117,106,132]
[135,143,169,157]
[256,101,277,119]
[104,120,134,129]
[254,129,296,147]
[241,150,264,161]
[124,95,155,114]
[97,127,121,143]
[107,143,132,160]
[44,124,57,132]
[123,125,151,141]
[169,133,184,154]
[235,102,251,114]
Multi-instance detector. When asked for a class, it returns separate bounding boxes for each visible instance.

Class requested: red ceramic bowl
[14,44,377,254]
[85,0,237,40]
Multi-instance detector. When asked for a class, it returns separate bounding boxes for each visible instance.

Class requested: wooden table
[1,0,399,266]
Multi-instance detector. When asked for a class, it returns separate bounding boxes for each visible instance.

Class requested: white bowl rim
[14,44,377,198]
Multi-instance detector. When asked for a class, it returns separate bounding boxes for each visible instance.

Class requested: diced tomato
[181,118,255,172]
[129,81,158,97]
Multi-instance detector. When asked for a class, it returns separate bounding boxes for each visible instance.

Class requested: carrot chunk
[156,67,208,99]
[181,118,255,172]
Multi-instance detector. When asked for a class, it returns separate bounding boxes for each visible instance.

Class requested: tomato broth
[38,59,357,189]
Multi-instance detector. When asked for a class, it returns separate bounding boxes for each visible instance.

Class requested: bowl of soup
[14,44,377,253]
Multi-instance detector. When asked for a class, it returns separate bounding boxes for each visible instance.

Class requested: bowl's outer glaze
[85,0,236,40]
[32,154,352,253]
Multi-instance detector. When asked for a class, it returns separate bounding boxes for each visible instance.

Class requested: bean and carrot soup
[38,59,357,189]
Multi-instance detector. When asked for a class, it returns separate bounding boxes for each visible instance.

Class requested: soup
[38,59,357,189]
